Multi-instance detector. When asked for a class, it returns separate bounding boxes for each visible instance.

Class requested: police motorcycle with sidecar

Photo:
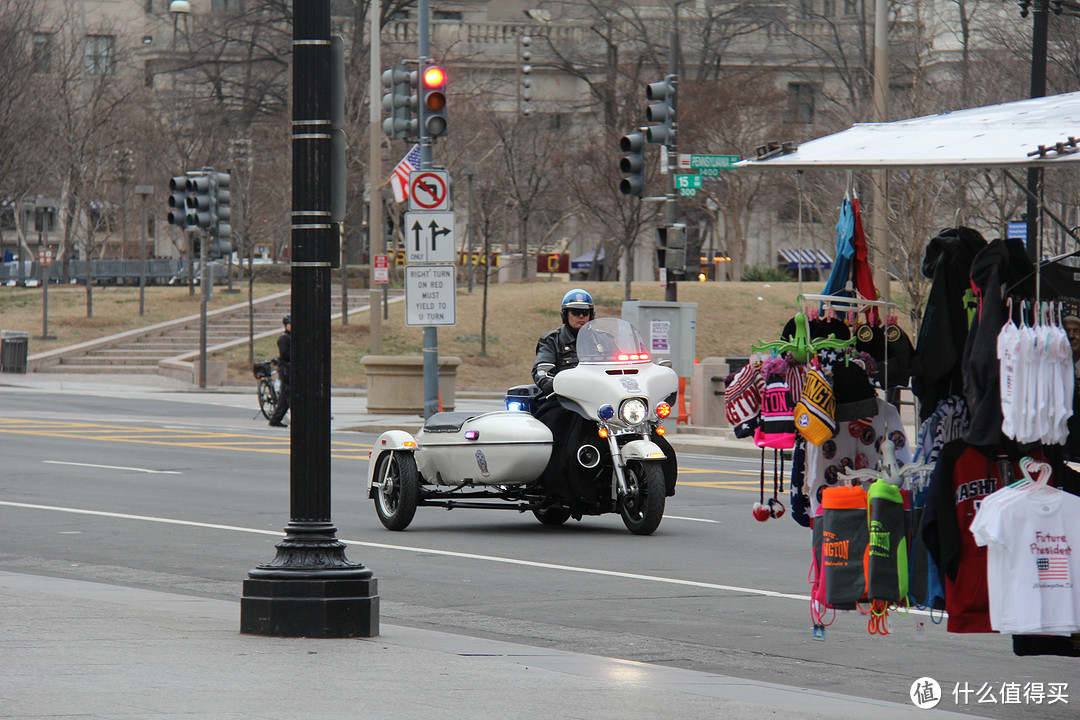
[365,317,679,535]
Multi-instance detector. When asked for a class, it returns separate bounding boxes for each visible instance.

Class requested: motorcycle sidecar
[414,410,553,486]
[367,410,553,531]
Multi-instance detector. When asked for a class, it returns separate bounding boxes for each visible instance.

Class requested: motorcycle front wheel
[619,460,666,535]
[257,379,276,420]
[373,451,420,531]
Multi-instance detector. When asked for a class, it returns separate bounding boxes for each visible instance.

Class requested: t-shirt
[805,398,911,514]
[921,442,1047,633]
[971,486,1080,634]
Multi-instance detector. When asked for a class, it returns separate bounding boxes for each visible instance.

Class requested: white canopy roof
[738,92,1080,169]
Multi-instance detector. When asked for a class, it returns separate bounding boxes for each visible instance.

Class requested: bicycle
[253,359,280,420]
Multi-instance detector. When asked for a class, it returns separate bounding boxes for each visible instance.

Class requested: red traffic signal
[421,64,448,138]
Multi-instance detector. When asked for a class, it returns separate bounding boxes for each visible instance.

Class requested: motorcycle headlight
[619,398,648,425]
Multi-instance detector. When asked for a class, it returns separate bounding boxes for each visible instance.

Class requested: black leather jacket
[532,324,579,392]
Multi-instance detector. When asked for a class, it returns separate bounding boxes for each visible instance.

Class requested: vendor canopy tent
[737,91,1080,169]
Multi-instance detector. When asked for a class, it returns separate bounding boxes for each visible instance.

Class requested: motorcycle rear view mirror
[536,362,554,377]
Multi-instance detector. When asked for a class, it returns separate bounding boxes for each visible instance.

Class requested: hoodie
[910,227,987,422]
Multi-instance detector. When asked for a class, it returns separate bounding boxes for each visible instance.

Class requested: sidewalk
[0,571,980,720]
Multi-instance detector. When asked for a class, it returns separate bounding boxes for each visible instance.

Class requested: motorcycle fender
[366,431,419,495]
[620,438,668,462]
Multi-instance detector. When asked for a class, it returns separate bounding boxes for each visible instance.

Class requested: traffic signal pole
[664,29,679,302]
[418,0,439,420]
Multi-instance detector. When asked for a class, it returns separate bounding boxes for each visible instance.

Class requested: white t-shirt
[997,320,1022,439]
[970,486,1080,635]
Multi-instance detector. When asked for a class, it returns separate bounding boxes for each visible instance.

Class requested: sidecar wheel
[373,451,419,531]
[619,461,666,536]
[533,505,572,526]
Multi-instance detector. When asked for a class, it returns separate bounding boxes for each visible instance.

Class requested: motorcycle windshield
[576,317,650,363]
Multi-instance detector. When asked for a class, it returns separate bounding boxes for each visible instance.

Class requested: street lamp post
[240,0,378,638]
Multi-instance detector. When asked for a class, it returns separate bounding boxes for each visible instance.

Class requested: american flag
[390,144,422,204]
[1036,557,1069,582]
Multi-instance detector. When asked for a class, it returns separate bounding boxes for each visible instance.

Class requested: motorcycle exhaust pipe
[577,444,600,469]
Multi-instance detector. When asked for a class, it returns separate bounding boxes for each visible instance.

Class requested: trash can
[1,330,29,373]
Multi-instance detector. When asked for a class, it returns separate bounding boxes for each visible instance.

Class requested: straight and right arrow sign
[404,211,455,264]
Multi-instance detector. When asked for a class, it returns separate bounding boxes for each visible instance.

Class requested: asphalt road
[0,386,1074,719]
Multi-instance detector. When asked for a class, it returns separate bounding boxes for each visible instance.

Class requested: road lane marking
[0,499,934,617]
[664,515,721,523]
[44,461,182,475]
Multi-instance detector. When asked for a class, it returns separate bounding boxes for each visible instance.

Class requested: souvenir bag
[809,504,833,631]
[821,484,869,608]
[865,479,909,604]
[725,362,763,439]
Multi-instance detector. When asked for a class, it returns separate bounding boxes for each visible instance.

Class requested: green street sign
[678,187,697,197]
[675,174,702,189]
[679,154,739,172]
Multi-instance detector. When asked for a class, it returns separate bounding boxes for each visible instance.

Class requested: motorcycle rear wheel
[619,460,666,535]
[374,451,420,531]
[257,378,276,420]
[532,505,572,526]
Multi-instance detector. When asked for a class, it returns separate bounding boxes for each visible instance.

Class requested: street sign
[678,154,739,177]
[38,248,54,266]
[405,265,457,326]
[408,170,450,211]
[678,188,697,197]
[373,254,389,284]
[404,211,455,264]
[674,174,701,189]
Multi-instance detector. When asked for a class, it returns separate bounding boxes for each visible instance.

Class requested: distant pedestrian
[268,314,291,427]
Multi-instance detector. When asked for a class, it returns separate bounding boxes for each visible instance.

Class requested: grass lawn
[3,278,911,391]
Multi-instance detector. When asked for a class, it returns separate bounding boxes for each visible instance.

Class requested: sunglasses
[568,308,591,317]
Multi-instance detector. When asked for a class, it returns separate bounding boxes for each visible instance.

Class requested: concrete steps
[29,289,401,384]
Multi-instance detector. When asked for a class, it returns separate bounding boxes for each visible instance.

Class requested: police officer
[532,288,594,395]
[532,289,596,511]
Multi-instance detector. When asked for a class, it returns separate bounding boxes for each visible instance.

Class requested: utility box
[1,330,29,373]
[621,300,697,378]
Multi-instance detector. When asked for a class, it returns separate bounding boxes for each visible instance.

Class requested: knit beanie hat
[754,357,797,449]
[831,359,879,422]
[794,363,837,445]
[724,362,762,438]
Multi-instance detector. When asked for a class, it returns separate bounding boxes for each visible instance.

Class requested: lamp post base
[240,523,378,638]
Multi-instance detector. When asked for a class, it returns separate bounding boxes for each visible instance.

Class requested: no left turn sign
[408,170,449,211]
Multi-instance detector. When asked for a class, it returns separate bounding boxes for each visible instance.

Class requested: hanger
[838,439,933,488]
[751,308,855,363]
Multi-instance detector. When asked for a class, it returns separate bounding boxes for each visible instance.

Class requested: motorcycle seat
[422,411,481,433]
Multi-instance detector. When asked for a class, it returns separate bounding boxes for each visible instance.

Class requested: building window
[433,11,463,20]
[788,83,816,125]
[84,34,115,76]
[212,0,242,11]
[33,33,53,74]
[843,0,858,14]
[822,0,836,17]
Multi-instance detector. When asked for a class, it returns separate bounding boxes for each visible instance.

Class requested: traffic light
[619,132,645,196]
[211,171,231,258]
[420,62,448,139]
[656,225,686,273]
[167,176,189,227]
[645,77,675,146]
[185,173,214,231]
[381,65,416,138]
[520,35,532,117]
